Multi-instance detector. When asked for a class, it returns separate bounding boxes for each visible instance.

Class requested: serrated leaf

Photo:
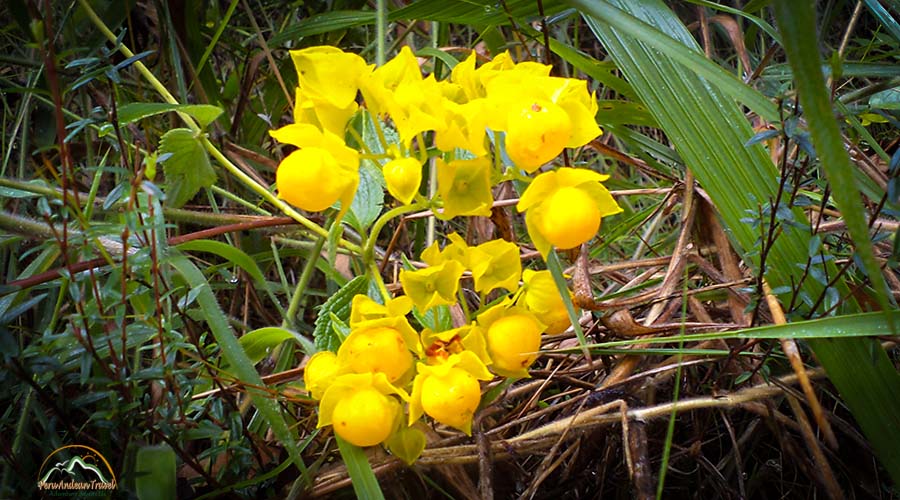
[117,103,224,129]
[313,275,368,352]
[159,128,216,208]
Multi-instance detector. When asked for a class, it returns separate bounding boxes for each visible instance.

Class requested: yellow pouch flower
[303,351,340,400]
[383,157,422,205]
[517,167,622,257]
[477,300,544,378]
[270,123,360,217]
[518,269,575,335]
[337,319,419,383]
[399,260,466,312]
[317,372,408,447]
[468,238,522,294]
[409,351,492,434]
[435,156,493,219]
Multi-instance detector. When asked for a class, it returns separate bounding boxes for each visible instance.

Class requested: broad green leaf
[870,87,900,110]
[117,102,224,129]
[169,254,308,477]
[579,0,900,484]
[239,327,312,364]
[346,161,385,232]
[313,275,368,352]
[159,128,217,208]
[135,444,176,500]
[595,100,657,127]
[391,0,567,25]
[336,436,385,500]
[269,1,569,47]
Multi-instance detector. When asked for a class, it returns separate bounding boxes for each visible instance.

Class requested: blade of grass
[169,254,309,483]
[336,436,386,499]
[773,1,896,321]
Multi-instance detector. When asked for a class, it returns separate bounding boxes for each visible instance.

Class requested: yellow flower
[360,46,422,119]
[450,51,521,101]
[516,167,622,257]
[481,68,600,170]
[399,260,466,312]
[468,239,522,294]
[337,319,419,383]
[303,351,340,400]
[504,99,573,172]
[383,157,422,205]
[420,323,491,366]
[409,351,492,435]
[349,294,413,327]
[517,269,574,335]
[317,372,408,447]
[420,232,470,267]
[435,99,491,156]
[477,300,543,378]
[389,75,446,147]
[290,46,370,111]
[270,123,359,217]
[292,87,358,137]
[436,156,493,219]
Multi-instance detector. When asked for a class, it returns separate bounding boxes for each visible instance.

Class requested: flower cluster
[304,234,580,462]
[272,46,624,462]
[270,46,622,251]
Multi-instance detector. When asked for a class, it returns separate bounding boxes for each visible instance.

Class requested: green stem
[362,202,426,265]
[283,234,328,329]
[376,0,387,67]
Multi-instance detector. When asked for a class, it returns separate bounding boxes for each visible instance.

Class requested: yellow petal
[290,46,370,109]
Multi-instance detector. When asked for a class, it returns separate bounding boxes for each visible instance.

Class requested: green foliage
[313,275,369,352]
[158,129,217,208]
[3,0,900,497]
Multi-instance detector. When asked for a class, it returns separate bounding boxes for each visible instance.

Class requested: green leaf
[169,254,308,478]
[863,0,900,42]
[336,436,385,500]
[175,239,266,287]
[117,102,224,129]
[570,0,778,122]
[239,327,313,364]
[346,161,385,232]
[581,311,895,349]
[159,128,217,208]
[269,11,376,45]
[385,426,427,466]
[135,444,176,500]
[313,275,369,352]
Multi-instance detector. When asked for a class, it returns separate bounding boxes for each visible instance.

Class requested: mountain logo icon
[37,445,117,494]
